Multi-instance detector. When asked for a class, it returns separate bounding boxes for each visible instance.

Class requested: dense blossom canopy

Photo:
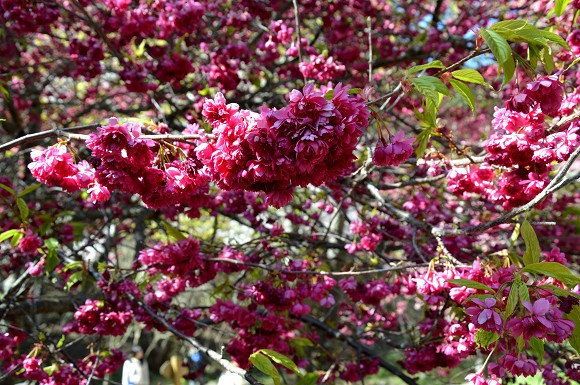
[0,1,579,385]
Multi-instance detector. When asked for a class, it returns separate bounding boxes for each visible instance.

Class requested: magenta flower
[373,131,414,167]
[299,54,346,82]
[28,144,78,188]
[320,295,336,308]
[465,372,500,385]
[465,297,503,332]
[544,247,567,264]
[545,307,575,343]
[500,354,538,377]
[291,303,311,316]
[506,298,552,340]
[202,92,239,126]
[22,357,47,381]
[523,75,564,117]
[88,182,111,203]
[18,231,42,254]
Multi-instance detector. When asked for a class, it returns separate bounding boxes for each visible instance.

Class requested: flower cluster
[77,349,125,379]
[340,359,380,382]
[69,37,105,80]
[447,76,579,209]
[1,0,60,33]
[506,298,575,343]
[197,83,369,206]
[209,300,298,368]
[299,54,346,82]
[28,145,97,194]
[87,118,210,211]
[69,299,133,336]
[138,237,217,289]
[394,250,578,383]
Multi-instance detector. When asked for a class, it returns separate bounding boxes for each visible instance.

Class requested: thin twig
[0,125,216,154]
[0,124,99,153]
[133,295,265,385]
[546,109,580,134]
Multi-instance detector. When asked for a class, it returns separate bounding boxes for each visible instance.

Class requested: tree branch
[432,144,580,236]
[301,315,419,385]
[0,124,216,154]
[133,295,264,385]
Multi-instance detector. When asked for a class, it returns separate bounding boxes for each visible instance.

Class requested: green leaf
[407,60,445,74]
[451,69,487,86]
[512,50,536,80]
[542,47,556,74]
[17,198,29,221]
[10,231,23,247]
[290,337,314,357]
[347,88,361,95]
[18,183,40,197]
[504,282,520,320]
[290,338,314,347]
[501,52,516,88]
[489,20,527,32]
[45,253,58,274]
[553,0,572,16]
[65,271,84,291]
[518,282,531,304]
[45,237,58,251]
[250,352,280,385]
[43,364,58,375]
[324,89,334,100]
[131,38,147,57]
[447,279,495,293]
[490,20,548,47]
[63,261,83,272]
[565,305,580,353]
[480,28,516,87]
[475,329,499,349]
[410,80,438,105]
[449,79,476,114]
[414,128,432,158]
[510,223,521,244]
[516,336,525,352]
[411,76,448,107]
[0,229,19,243]
[521,220,541,266]
[0,182,15,196]
[297,373,319,385]
[56,335,66,349]
[528,43,542,71]
[528,337,544,364]
[259,349,301,375]
[423,94,443,127]
[480,28,512,65]
[44,238,59,274]
[540,30,570,50]
[162,221,187,241]
[413,76,449,95]
[540,284,580,299]
[522,262,580,287]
